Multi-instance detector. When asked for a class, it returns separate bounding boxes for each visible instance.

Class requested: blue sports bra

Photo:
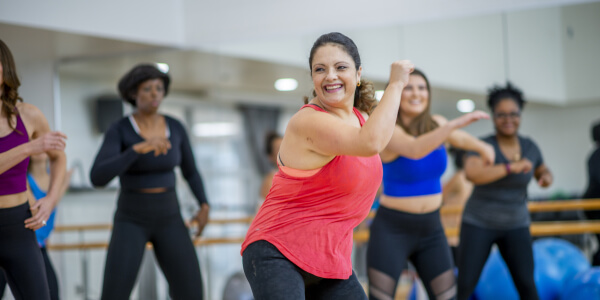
[382,145,447,197]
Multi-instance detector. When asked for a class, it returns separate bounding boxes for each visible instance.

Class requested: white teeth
[325,85,342,90]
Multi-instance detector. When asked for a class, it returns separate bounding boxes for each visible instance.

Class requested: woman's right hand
[509,158,533,174]
[389,60,415,88]
[448,110,490,129]
[133,137,172,156]
[28,131,67,155]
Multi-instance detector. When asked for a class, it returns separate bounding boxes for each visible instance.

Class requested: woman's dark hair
[592,121,600,144]
[397,68,439,136]
[118,64,171,106]
[264,131,282,156]
[487,81,526,112]
[304,32,377,115]
[0,39,24,134]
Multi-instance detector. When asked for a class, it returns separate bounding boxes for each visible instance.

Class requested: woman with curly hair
[90,64,209,300]
[457,82,553,300]
[241,32,414,299]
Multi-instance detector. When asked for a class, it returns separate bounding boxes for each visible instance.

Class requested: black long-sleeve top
[90,115,209,205]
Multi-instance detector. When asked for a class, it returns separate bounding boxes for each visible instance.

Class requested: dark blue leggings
[101,190,203,300]
[0,202,51,300]
[456,222,538,300]
[242,240,367,300]
[367,206,456,300]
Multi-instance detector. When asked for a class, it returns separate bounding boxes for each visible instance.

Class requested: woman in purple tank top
[0,39,67,300]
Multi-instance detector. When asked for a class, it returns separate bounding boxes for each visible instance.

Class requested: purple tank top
[0,112,30,195]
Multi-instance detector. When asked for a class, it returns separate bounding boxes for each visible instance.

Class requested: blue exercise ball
[533,238,591,299]
[560,267,600,300]
[533,238,591,290]
[473,248,519,300]
[472,238,590,300]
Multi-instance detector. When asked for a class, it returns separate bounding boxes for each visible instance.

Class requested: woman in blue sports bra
[366,69,495,300]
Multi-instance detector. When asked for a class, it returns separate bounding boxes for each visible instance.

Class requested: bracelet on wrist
[505,163,511,174]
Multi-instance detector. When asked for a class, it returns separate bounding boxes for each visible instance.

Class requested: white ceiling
[184,0,596,45]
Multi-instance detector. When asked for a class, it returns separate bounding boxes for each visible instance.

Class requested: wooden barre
[441,199,600,215]
[52,199,600,233]
[47,220,600,251]
[367,198,600,219]
[46,237,247,251]
[53,216,255,232]
[353,220,600,243]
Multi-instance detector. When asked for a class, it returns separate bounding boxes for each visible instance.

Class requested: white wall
[0,0,185,46]
[507,7,566,104]
[562,2,600,103]
[17,60,57,128]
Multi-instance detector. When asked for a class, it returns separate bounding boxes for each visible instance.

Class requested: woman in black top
[457,82,553,300]
[584,121,600,266]
[90,64,209,300]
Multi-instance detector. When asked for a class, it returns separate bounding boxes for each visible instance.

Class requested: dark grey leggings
[367,206,456,300]
[0,202,51,300]
[101,190,203,300]
[456,222,538,300]
[242,240,367,300]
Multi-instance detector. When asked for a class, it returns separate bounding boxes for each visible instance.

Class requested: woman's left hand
[537,172,553,187]
[25,197,55,230]
[191,204,210,238]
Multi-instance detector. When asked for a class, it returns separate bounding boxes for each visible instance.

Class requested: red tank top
[0,111,30,195]
[241,104,382,279]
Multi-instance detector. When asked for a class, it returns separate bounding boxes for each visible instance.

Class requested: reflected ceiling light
[274,78,298,91]
[156,63,169,73]
[193,122,238,137]
[457,99,475,113]
[374,90,384,101]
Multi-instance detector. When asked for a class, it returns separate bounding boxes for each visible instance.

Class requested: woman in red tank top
[241,32,414,299]
[0,39,67,300]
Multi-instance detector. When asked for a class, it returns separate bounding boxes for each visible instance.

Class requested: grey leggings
[242,240,367,300]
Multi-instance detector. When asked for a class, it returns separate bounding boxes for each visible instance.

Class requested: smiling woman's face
[400,74,429,118]
[493,98,521,137]
[310,44,361,107]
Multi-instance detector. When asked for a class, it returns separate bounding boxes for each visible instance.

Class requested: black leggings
[367,206,456,300]
[456,222,538,300]
[101,189,203,300]
[0,202,51,300]
[585,210,600,266]
[0,247,60,300]
[242,240,367,300]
